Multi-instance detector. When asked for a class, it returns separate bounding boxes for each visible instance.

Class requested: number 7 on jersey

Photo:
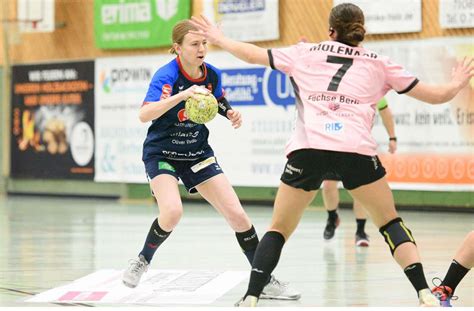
[327,56,354,92]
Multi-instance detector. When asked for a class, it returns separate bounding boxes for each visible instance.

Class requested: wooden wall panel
[0,0,472,65]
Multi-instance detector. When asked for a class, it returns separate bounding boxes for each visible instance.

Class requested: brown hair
[169,19,198,54]
[329,3,365,47]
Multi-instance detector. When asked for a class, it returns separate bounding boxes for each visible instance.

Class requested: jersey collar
[177,56,207,82]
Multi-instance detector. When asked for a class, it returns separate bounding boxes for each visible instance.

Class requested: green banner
[94,0,191,49]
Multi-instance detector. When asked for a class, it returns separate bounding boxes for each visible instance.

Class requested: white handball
[185,93,218,124]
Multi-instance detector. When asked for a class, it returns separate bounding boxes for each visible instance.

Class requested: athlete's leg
[197,174,301,300]
[140,174,181,262]
[196,174,257,264]
[433,231,473,302]
[196,173,251,231]
[244,182,317,299]
[349,177,436,305]
[322,180,340,240]
[353,199,367,219]
[322,180,339,212]
[123,174,180,288]
[452,231,474,270]
[353,199,369,246]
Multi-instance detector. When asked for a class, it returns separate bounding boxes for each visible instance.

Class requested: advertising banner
[202,0,279,42]
[94,0,191,49]
[94,55,173,183]
[11,61,95,179]
[439,0,474,29]
[365,37,473,191]
[333,0,422,34]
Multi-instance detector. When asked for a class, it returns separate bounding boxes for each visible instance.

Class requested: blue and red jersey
[142,57,224,162]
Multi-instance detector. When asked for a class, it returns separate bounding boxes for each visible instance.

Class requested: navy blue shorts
[144,156,223,194]
[280,149,386,191]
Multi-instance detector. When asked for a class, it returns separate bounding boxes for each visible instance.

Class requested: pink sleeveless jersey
[269,40,418,156]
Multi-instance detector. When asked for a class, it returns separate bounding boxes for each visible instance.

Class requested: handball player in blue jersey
[122,19,300,301]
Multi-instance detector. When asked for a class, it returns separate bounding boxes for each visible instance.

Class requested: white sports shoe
[418,288,440,307]
[235,295,258,307]
[260,275,301,300]
[122,254,149,288]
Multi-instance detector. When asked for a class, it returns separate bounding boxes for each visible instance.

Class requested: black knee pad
[379,217,416,255]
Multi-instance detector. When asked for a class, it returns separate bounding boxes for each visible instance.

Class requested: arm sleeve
[217,97,232,119]
[211,66,230,118]
[384,59,419,94]
[142,70,175,105]
[377,97,388,111]
[268,44,301,75]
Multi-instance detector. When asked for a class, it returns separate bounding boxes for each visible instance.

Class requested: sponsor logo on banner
[203,0,279,42]
[99,67,152,93]
[220,68,295,109]
[94,0,191,49]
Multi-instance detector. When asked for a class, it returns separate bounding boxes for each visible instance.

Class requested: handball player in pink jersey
[190,3,474,307]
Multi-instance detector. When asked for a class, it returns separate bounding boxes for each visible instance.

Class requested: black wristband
[389,137,397,142]
[217,97,232,119]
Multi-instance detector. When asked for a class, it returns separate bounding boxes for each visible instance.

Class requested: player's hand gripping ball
[185,93,218,124]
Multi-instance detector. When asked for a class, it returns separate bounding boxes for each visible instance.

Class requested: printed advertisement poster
[365,37,473,191]
[333,0,422,34]
[439,0,474,29]
[94,0,191,49]
[202,0,279,42]
[94,55,173,183]
[11,61,95,179]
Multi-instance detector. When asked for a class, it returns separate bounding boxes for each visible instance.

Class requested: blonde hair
[169,20,198,54]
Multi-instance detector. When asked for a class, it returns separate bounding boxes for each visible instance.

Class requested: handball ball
[185,93,218,124]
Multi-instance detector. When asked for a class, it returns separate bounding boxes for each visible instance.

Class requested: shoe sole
[356,240,369,247]
[259,294,301,300]
[122,280,137,288]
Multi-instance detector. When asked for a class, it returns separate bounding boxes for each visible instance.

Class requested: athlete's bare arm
[189,15,269,67]
[407,57,473,104]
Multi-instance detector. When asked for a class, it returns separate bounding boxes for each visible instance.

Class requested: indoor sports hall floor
[0,195,473,307]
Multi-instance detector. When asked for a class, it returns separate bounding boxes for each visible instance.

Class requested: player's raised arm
[189,15,270,67]
[406,57,473,104]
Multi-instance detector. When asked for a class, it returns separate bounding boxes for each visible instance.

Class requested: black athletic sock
[328,209,338,222]
[442,259,470,293]
[235,225,259,265]
[404,262,429,294]
[356,218,366,234]
[245,231,286,298]
[139,218,171,263]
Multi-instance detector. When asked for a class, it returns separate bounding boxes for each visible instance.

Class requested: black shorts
[280,149,386,191]
[144,156,223,194]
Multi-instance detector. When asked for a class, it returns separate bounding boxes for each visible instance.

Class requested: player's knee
[379,217,416,255]
[226,209,250,230]
[159,204,183,228]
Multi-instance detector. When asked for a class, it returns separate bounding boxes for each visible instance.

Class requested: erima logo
[251,268,264,274]
[101,0,178,25]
